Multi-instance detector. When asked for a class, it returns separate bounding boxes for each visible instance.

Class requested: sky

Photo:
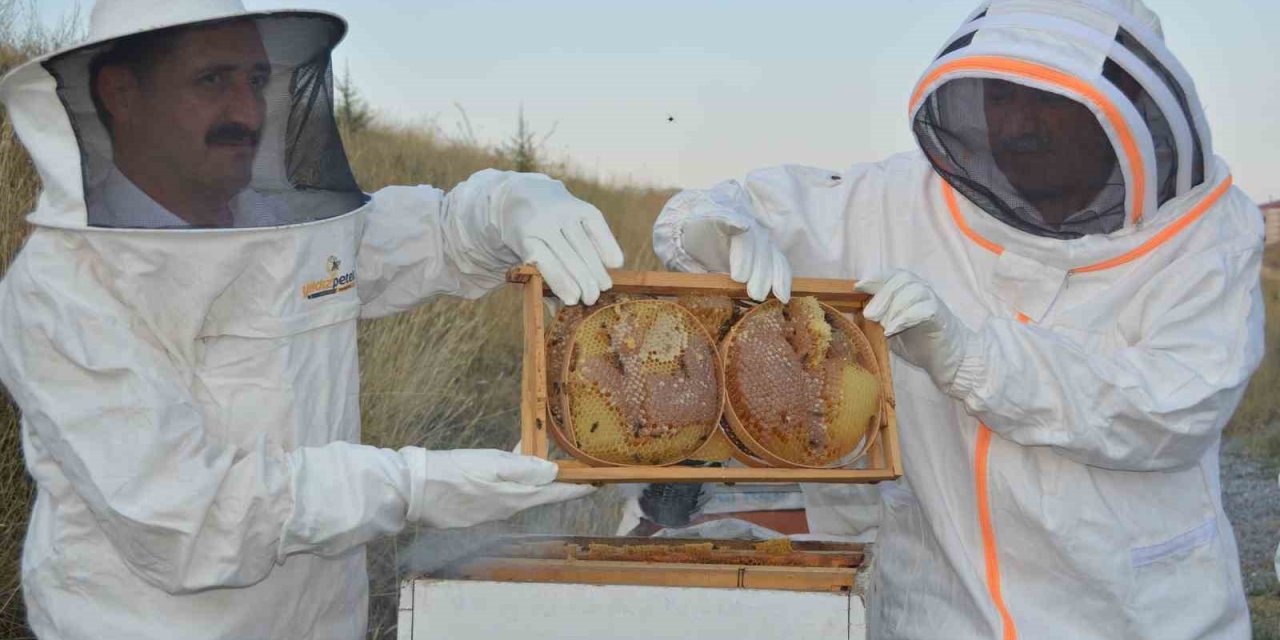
[35,0,1280,202]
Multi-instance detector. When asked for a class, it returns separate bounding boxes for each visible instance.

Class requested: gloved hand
[499,177,625,305]
[680,209,791,302]
[856,270,975,394]
[403,448,595,529]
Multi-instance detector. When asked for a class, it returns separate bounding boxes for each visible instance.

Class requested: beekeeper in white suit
[0,1,625,638]
[654,0,1264,637]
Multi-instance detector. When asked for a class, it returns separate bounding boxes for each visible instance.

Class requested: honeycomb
[546,293,650,439]
[562,300,721,465]
[676,295,737,341]
[724,297,881,467]
[671,295,739,463]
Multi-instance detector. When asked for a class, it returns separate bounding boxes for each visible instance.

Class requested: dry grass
[1253,594,1280,640]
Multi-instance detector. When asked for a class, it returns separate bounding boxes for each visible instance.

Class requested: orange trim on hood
[912,55,1147,226]
[941,176,1231,274]
[1072,176,1232,273]
[943,177,1005,256]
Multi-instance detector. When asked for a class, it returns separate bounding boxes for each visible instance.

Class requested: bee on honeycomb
[724,297,881,467]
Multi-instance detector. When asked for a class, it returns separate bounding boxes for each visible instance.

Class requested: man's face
[983,79,1116,218]
[104,21,270,210]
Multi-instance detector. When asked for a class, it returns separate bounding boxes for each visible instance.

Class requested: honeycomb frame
[721,299,884,469]
[553,299,725,467]
[544,295,772,469]
[508,266,901,485]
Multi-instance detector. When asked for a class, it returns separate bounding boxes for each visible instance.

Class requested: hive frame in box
[507,266,902,484]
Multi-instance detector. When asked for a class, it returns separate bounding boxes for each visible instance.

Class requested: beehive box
[507,267,901,484]
[398,535,869,640]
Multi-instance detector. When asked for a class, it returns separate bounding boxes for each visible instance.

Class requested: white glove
[680,210,791,302]
[498,177,625,305]
[856,270,974,393]
[404,448,595,529]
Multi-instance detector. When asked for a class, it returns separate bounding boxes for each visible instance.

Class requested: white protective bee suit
[653,1,1264,637]
[0,1,624,638]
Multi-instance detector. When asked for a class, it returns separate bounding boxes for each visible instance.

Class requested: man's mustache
[205,123,261,147]
[997,133,1051,154]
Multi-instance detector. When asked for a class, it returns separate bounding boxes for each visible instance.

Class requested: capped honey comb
[560,300,722,465]
[546,293,650,440]
[723,297,882,468]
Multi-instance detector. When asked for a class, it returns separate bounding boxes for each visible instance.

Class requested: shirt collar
[88,166,195,229]
[86,166,282,229]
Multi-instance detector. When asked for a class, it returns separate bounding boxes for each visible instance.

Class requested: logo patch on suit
[302,255,356,300]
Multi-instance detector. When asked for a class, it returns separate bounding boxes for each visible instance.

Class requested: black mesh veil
[43,13,367,229]
[912,71,1178,239]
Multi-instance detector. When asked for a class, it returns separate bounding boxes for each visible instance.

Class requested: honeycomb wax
[562,300,722,465]
[724,298,881,467]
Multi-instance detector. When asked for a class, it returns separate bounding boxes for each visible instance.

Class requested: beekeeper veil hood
[909,0,1213,239]
[0,0,365,229]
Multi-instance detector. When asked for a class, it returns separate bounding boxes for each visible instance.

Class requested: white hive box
[397,579,866,640]
[397,536,868,640]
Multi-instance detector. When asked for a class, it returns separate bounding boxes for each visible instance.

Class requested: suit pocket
[1124,517,1236,637]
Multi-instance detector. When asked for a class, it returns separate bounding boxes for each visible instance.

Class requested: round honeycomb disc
[559,300,724,466]
[722,298,883,469]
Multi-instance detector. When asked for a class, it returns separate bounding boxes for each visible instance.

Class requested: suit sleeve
[952,229,1265,472]
[0,258,422,594]
[356,170,556,319]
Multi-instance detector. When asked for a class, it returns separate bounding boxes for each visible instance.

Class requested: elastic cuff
[948,329,987,400]
[652,207,711,274]
[276,448,305,561]
[401,446,429,524]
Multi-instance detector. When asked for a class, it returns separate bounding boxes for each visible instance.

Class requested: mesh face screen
[913,75,1176,239]
[44,14,366,229]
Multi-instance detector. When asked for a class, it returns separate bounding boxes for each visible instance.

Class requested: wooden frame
[508,266,902,484]
[446,558,856,593]
[427,535,865,594]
